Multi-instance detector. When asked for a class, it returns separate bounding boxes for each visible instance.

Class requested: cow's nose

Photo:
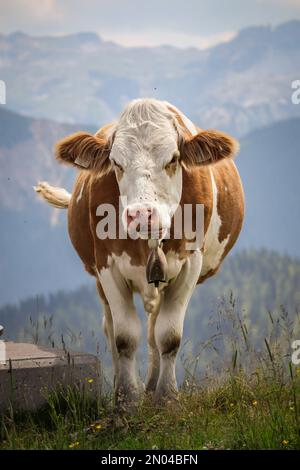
[126,206,154,225]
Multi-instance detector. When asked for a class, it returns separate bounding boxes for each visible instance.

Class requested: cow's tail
[34,181,71,209]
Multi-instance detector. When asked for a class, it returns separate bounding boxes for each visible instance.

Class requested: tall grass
[1,295,300,450]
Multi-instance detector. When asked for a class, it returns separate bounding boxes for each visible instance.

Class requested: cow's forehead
[111,121,178,165]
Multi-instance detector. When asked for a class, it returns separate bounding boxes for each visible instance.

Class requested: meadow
[1,296,299,451]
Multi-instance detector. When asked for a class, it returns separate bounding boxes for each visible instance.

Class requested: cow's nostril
[126,206,156,226]
[126,209,135,224]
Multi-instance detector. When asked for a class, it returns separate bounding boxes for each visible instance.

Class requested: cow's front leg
[154,251,202,402]
[96,263,142,408]
[96,280,119,384]
[145,303,161,392]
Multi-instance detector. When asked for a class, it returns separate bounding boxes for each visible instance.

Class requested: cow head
[56,99,239,240]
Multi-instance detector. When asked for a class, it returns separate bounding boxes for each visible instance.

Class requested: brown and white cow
[35,99,244,405]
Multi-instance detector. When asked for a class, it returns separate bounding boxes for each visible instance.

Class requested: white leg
[96,263,142,406]
[154,251,202,401]
[96,281,119,382]
[103,303,120,382]
[145,305,161,392]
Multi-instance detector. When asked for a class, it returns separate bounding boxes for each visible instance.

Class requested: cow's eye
[165,151,180,169]
[112,160,124,172]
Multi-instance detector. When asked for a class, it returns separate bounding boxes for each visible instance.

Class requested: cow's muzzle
[124,203,166,239]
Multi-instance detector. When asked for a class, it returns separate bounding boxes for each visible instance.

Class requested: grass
[1,296,300,450]
[1,370,300,450]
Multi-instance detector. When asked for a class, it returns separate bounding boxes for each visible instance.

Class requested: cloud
[8,0,57,17]
[0,0,63,32]
[1,0,300,45]
[22,0,61,20]
[270,0,300,6]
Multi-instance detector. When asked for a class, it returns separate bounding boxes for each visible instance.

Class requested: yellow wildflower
[95,424,102,430]
[68,441,80,449]
[87,378,94,383]
[252,400,258,406]
[282,440,289,446]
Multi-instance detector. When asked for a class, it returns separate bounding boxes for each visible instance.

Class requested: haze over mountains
[1,20,300,135]
[0,20,300,305]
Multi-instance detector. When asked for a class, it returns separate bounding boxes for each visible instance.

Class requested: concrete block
[0,342,101,412]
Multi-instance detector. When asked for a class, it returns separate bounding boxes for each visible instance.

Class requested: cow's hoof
[114,385,144,414]
[138,379,146,394]
[154,387,179,406]
[115,399,139,415]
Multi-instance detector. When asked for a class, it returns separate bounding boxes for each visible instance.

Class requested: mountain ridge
[1,20,300,134]
[3,19,300,50]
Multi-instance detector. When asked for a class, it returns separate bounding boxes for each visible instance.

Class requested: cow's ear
[180,130,239,168]
[55,131,112,173]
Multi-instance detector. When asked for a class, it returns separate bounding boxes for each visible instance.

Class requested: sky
[1,0,300,48]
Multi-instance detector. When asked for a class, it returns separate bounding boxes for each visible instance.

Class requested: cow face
[55,99,238,240]
[110,118,182,240]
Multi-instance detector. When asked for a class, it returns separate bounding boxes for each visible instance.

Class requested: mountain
[0,107,299,305]
[1,21,300,135]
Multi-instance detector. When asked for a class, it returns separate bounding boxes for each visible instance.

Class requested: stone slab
[0,342,101,412]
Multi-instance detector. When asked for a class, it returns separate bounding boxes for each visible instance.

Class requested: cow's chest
[111,251,185,313]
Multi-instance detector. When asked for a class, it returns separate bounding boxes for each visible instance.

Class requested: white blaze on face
[109,100,183,238]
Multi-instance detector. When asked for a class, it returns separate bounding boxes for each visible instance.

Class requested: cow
[35,98,244,407]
